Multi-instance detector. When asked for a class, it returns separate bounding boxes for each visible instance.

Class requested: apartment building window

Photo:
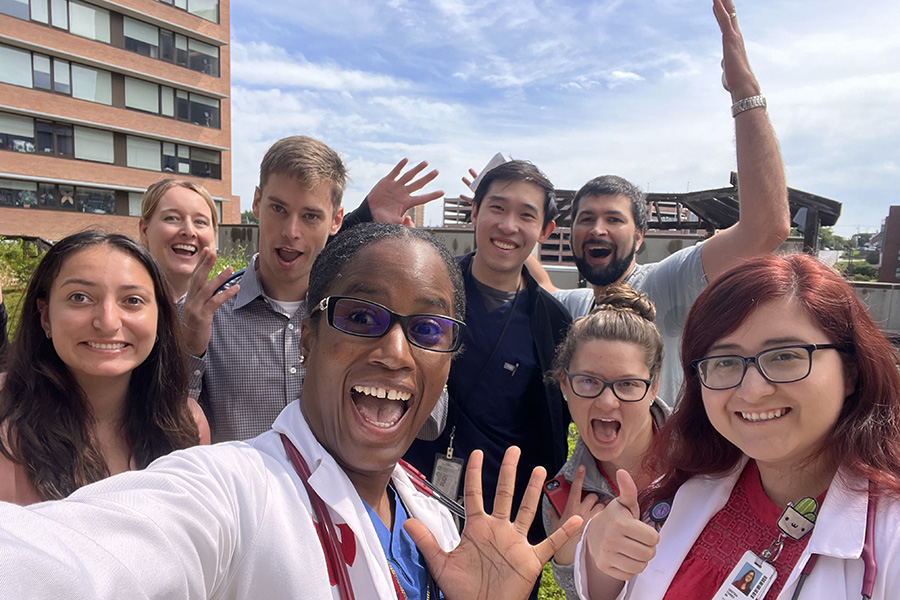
[68,0,109,43]
[71,64,111,104]
[0,112,36,153]
[190,147,220,179]
[125,76,159,113]
[35,120,74,156]
[128,191,143,216]
[130,135,220,179]
[50,0,66,28]
[163,141,189,173]
[0,45,33,87]
[123,16,158,58]
[75,186,116,214]
[188,38,218,76]
[0,0,28,19]
[126,135,161,171]
[32,54,52,89]
[156,0,218,24]
[73,125,113,162]
[124,76,219,127]
[0,179,38,208]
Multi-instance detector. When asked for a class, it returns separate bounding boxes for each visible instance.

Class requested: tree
[241,210,258,224]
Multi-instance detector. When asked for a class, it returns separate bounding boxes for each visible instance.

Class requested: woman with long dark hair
[576,253,900,599]
[0,230,208,504]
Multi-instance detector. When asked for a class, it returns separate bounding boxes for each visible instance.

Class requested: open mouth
[738,407,791,422]
[276,248,302,263]
[591,418,621,443]
[172,244,197,257]
[351,385,412,429]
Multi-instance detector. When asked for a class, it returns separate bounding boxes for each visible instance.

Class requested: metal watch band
[731,94,766,117]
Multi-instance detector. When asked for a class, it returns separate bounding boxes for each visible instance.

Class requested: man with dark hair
[404,161,572,586]
[531,5,791,405]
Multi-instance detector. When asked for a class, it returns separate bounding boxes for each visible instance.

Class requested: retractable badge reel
[711,497,818,600]
[433,425,465,502]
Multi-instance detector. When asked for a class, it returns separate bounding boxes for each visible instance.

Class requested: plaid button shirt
[184,255,306,442]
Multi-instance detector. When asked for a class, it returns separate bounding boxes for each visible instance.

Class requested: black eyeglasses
[692,343,841,390]
[310,296,466,353]
[564,370,652,402]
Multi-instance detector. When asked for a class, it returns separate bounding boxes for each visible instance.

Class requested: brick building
[0,0,236,241]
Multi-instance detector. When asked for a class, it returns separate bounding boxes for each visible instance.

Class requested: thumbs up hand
[583,469,660,582]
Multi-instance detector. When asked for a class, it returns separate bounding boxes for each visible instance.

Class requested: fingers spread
[492,446,521,520]
[463,449,485,516]
[404,518,446,570]
[535,514,584,564]
[513,465,546,535]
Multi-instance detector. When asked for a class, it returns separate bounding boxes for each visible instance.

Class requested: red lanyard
[281,434,356,600]
[281,434,414,600]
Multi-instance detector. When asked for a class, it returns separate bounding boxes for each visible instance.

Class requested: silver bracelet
[731,95,766,118]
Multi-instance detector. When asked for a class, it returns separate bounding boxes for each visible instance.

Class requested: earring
[299,355,306,365]
[562,394,568,402]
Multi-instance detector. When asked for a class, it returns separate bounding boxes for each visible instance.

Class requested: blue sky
[229,0,900,238]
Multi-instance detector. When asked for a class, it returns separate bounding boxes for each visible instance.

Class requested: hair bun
[592,284,656,322]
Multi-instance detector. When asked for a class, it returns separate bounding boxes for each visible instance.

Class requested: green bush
[0,237,43,287]
[211,243,250,280]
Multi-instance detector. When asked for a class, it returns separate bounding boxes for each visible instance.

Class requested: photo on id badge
[712,550,776,600]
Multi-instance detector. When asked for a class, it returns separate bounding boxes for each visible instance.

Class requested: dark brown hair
[0,231,199,500]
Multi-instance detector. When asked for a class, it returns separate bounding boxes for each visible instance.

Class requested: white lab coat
[574,458,900,599]
[0,400,460,599]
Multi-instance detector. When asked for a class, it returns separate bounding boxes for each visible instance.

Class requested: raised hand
[547,465,605,566]
[367,158,443,226]
[405,447,583,600]
[459,167,479,204]
[714,0,760,102]
[583,469,659,583]
[180,248,239,357]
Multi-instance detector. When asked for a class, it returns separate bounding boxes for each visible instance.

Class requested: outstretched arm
[700,0,790,282]
[406,447,583,600]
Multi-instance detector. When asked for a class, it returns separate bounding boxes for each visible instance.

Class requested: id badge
[432,453,465,501]
[711,550,777,600]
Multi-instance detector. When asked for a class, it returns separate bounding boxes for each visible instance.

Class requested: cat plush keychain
[711,497,818,600]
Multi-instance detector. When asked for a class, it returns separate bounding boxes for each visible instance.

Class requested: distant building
[878,206,900,283]
[0,0,236,241]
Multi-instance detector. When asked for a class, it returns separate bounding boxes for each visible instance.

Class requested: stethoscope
[789,482,877,600]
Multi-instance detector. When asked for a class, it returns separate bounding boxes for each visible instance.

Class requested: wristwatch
[731,95,766,117]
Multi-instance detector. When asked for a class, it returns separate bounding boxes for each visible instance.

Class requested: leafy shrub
[0,237,43,287]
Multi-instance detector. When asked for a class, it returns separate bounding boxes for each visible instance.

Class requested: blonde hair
[550,284,663,382]
[141,179,218,230]
[258,136,347,211]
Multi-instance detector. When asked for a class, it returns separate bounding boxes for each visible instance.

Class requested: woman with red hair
[576,253,900,599]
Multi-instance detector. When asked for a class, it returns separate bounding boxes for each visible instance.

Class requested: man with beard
[534,6,791,405]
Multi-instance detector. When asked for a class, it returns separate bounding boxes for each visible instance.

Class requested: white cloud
[231,41,408,92]
[227,0,900,238]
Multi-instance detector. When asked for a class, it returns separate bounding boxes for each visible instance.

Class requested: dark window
[56,123,73,156]
[37,183,57,208]
[36,120,55,153]
[75,187,116,214]
[160,29,175,62]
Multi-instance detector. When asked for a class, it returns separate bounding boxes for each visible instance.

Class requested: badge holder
[711,497,818,600]
[433,426,465,503]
